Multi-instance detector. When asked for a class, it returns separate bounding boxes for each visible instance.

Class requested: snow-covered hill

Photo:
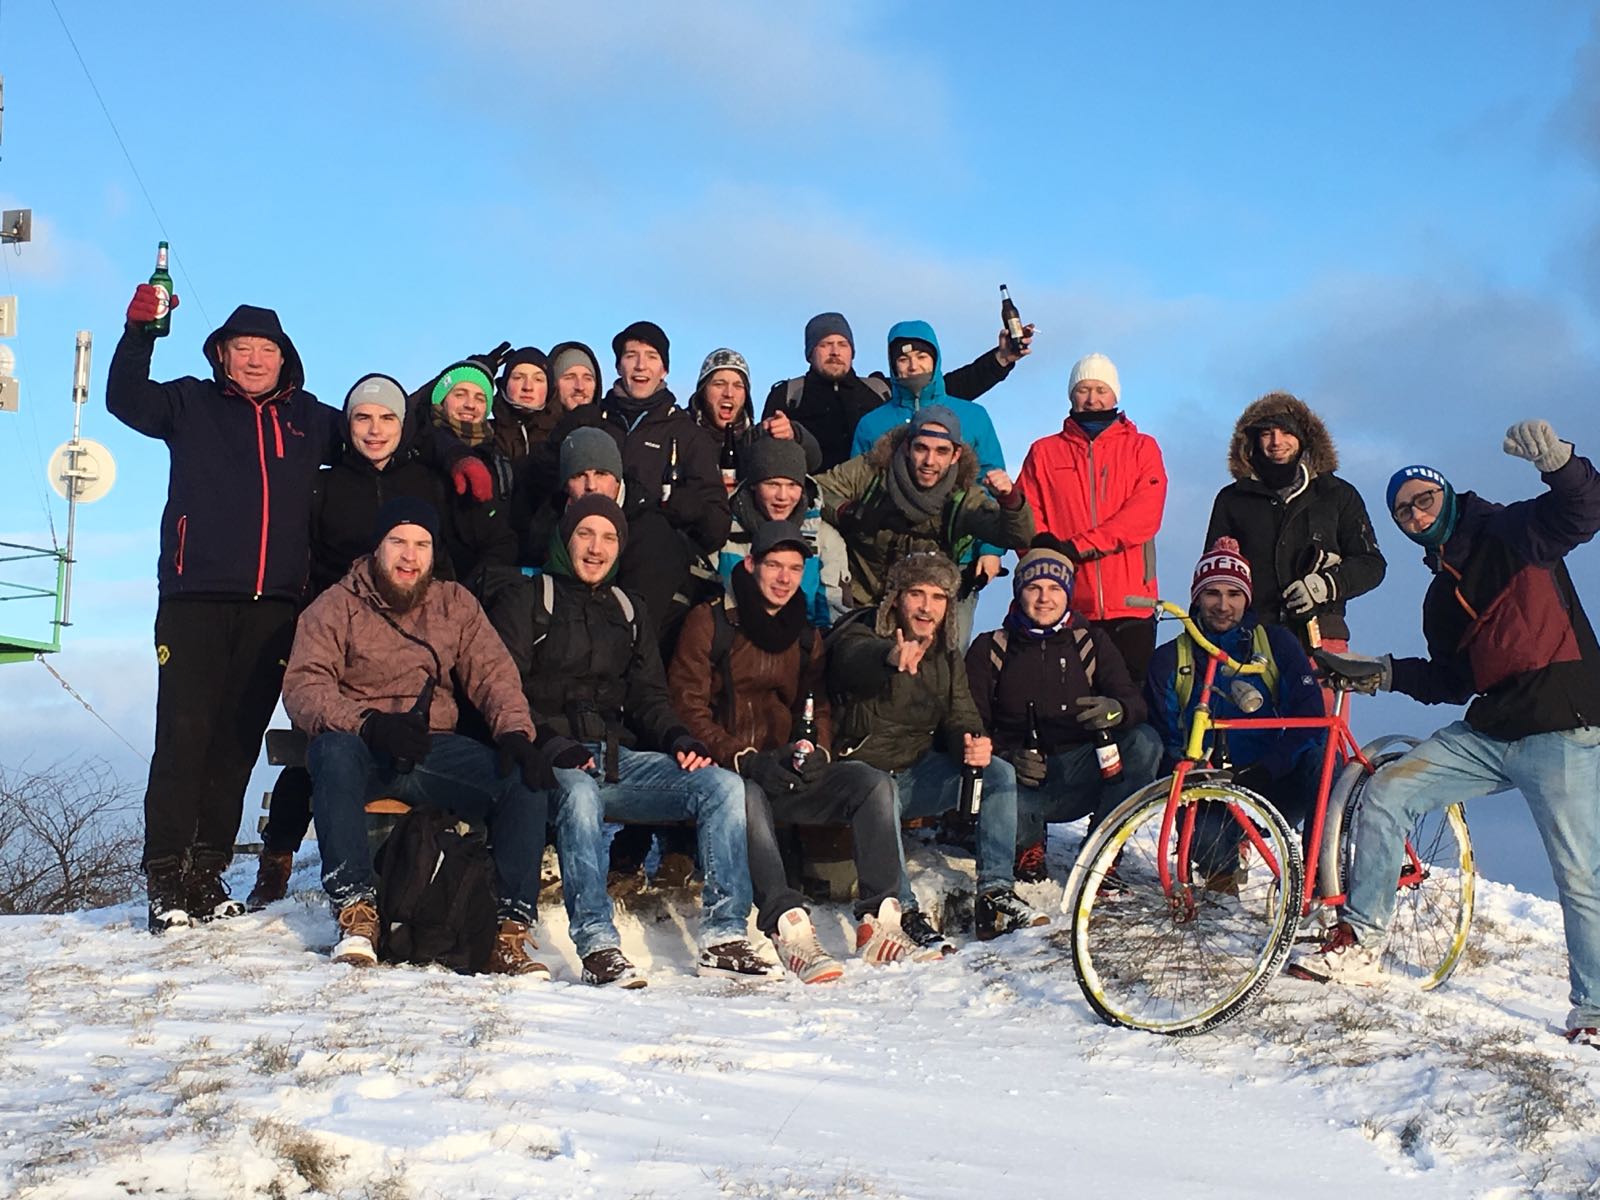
[2,833,1597,1200]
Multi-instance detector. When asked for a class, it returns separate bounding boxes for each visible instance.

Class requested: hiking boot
[857,898,944,965]
[655,851,698,889]
[332,898,379,967]
[1014,838,1048,884]
[146,859,191,934]
[581,946,648,988]
[246,851,294,911]
[697,939,776,979]
[1287,920,1383,985]
[899,906,954,957]
[975,888,1050,941]
[770,907,844,984]
[489,919,550,978]
[187,852,246,923]
[1566,1027,1599,1050]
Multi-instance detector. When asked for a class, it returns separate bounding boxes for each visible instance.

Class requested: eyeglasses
[1392,486,1443,524]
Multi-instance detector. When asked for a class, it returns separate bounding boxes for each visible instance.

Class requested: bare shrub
[0,759,141,914]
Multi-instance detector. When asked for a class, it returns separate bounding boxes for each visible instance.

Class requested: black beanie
[612,321,670,371]
[743,435,808,485]
[372,496,440,549]
[497,346,548,388]
[559,493,629,553]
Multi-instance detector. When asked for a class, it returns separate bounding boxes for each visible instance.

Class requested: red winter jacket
[1016,414,1168,621]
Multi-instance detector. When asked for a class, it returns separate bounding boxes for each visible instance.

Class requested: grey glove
[1004,748,1049,789]
[1314,649,1393,695]
[1503,420,1572,474]
[1282,572,1336,615]
[1075,695,1124,730]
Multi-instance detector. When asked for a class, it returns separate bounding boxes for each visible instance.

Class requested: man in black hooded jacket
[110,285,343,933]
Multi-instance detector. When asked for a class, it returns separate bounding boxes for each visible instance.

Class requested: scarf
[1071,409,1120,440]
[1003,599,1072,642]
[430,403,491,449]
[1250,446,1306,494]
[731,562,810,653]
[885,443,958,524]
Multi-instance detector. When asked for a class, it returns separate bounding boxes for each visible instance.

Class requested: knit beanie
[697,347,751,390]
[612,320,670,371]
[906,404,963,444]
[549,343,600,384]
[1068,353,1121,401]
[559,426,625,481]
[891,335,939,364]
[742,435,808,484]
[805,312,854,359]
[372,496,440,549]
[430,360,495,416]
[344,373,409,424]
[559,492,629,553]
[497,346,549,389]
[1191,536,1253,605]
[1013,547,1076,600]
[1386,465,1458,548]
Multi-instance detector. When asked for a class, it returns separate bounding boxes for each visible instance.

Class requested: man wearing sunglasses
[1304,420,1600,1051]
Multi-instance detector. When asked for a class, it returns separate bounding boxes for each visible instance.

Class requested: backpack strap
[863,374,891,402]
[1071,626,1096,690]
[785,376,805,411]
[987,627,1009,675]
[1175,625,1281,712]
[609,585,639,651]
[709,602,740,729]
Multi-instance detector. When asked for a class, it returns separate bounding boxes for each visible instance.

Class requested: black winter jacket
[1391,452,1600,740]
[107,308,341,601]
[596,386,732,555]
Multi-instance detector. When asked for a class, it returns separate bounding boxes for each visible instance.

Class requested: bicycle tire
[1068,784,1304,1036]
[1324,745,1474,990]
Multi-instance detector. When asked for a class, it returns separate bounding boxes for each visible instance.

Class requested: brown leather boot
[332,898,380,966]
[489,919,551,978]
[246,851,294,911]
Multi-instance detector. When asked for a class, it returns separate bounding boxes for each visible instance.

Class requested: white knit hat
[1068,352,1121,401]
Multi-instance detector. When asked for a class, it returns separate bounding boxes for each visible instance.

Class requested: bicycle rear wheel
[1332,748,1474,990]
[1068,784,1303,1036]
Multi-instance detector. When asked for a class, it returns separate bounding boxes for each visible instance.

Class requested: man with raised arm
[1307,421,1600,1050]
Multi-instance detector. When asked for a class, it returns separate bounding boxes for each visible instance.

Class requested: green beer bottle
[146,241,174,338]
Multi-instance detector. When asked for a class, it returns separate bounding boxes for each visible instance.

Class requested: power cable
[36,654,150,764]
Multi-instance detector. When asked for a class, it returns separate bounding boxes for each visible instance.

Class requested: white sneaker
[1288,920,1383,985]
[771,908,844,984]
[856,898,943,965]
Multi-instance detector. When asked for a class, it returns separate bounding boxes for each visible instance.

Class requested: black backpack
[373,807,499,974]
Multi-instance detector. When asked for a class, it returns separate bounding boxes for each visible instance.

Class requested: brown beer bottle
[1000,284,1025,356]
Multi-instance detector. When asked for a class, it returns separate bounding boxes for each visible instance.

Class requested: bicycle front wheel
[1335,750,1475,990]
[1068,784,1304,1036]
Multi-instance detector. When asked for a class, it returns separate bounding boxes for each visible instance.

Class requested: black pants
[745,761,901,934]
[1093,616,1157,685]
[142,596,297,868]
[263,765,313,854]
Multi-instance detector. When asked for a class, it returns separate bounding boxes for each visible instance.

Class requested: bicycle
[1059,597,1475,1036]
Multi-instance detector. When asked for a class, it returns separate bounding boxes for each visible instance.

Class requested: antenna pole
[59,330,93,627]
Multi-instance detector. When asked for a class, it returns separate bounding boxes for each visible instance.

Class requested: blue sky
[2,2,1598,896]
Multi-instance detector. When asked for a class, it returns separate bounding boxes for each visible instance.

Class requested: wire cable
[35,654,150,764]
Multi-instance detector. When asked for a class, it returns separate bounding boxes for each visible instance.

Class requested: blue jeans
[1014,724,1163,850]
[893,752,1019,901]
[1182,748,1323,876]
[1343,721,1600,1028]
[307,731,548,924]
[552,745,752,958]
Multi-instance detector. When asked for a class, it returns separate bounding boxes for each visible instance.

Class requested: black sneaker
[697,939,776,979]
[188,851,246,923]
[581,946,648,989]
[146,858,191,934]
[975,888,1050,941]
[899,907,954,956]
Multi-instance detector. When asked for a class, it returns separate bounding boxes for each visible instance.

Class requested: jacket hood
[864,424,979,491]
[1227,392,1338,481]
[204,304,306,396]
[546,340,604,386]
[729,475,820,531]
[885,319,948,410]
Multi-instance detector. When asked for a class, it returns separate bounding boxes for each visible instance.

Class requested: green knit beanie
[430,362,495,416]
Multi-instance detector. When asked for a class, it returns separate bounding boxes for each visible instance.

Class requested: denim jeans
[1014,723,1164,850]
[1181,748,1324,876]
[893,751,1019,900]
[552,745,752,958]
[1343,720,1600,1028]
[306,731,548,924]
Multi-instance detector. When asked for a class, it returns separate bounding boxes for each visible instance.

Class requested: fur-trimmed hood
[864,424,980,491]
[1227,392,1338,481]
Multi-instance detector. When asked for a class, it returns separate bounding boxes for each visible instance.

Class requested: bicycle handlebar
[1124,595,1268,677]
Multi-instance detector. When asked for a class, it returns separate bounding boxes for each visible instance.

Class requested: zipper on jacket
[1085,440,1106,614]
[253,401,271,597]
[175,514,187,576]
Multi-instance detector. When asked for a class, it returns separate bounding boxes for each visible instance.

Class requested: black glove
[360,710,431,762]
[669,732,712,761]
[784,742,830,786]
[496,732,557,790]
[476,342,513,377]
[1228,763,1272,795]
[540,734,594,770]
[1004,748,1049,789]
[738,749,803,796]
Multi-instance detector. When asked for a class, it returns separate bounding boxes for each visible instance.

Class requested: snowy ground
[2,828,1598,1200]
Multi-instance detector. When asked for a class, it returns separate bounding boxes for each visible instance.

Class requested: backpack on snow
[374,806,499,974]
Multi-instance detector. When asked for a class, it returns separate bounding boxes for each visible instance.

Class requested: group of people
[110,279,1600,1047]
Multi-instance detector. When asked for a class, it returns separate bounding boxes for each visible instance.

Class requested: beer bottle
[999,284,1025,356]
[394,676,436,775]
[1024,700,1042,755]
[720,426,739,494]
[959,761,984,817]
[1094,727,1123,782]
[146,241,174,338]
[792,692,818,771]
[660,437,679,506]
